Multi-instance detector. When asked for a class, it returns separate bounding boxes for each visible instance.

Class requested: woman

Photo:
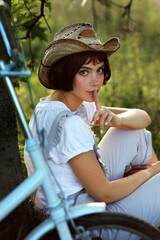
[25,23,160,228]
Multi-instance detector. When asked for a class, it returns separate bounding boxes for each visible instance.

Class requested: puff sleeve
[49,114,95,164]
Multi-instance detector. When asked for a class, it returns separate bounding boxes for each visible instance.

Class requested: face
[70,60,104,104]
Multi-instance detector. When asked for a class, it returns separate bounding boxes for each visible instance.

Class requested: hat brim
[38,37,120,89]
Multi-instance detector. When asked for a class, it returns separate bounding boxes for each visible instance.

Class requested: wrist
[146,163,160,178]
[119,116,123,126]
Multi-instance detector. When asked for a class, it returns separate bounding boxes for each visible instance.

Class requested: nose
[91,73,100,86]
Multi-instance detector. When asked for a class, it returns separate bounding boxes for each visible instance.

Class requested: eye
[97,67,104,74]
[79,70,88,76]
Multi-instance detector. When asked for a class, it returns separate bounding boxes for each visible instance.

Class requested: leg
[98,128,152,181]
[106,173,160,227]
[98,128,160,226]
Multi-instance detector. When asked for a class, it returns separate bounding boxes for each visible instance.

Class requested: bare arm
[103,107,151,129]
[92,91,151,132]
[69,151,160,204]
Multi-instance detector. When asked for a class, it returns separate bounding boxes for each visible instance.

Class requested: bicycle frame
[0,4,106,240]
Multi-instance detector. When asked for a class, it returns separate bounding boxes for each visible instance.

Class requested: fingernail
[105,122,108,126]
[100,129,103,134]
[92,121,94,126]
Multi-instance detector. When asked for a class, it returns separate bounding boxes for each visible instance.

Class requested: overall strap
[46,110,77,156]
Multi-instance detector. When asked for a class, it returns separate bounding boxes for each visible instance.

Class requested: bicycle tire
[43,212,160,240]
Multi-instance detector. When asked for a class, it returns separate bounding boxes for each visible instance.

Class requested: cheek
[99,75,104,86]
[101,77,104,84]
[74,76,88,89]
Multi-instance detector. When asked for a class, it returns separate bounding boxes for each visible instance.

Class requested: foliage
[11,0,52,70]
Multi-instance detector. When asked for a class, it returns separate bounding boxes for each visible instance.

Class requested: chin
[84,99,94,103]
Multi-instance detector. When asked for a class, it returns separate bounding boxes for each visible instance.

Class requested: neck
[51,90,82,111]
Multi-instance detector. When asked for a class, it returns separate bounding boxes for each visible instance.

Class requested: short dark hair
[49,51,111,91]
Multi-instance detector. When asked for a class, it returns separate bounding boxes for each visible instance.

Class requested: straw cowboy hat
[38,23,120,89]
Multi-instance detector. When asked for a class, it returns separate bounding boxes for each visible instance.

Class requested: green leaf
[45,1,52,12]
[31,23,48,41]
[105,2,111,8]
[11,0,18,5]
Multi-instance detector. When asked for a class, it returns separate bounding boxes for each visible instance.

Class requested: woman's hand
[92,107,122,133]
[92,90,122,133]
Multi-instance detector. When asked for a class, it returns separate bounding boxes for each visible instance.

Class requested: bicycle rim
[43,212,160,240]
[72,212,160,240]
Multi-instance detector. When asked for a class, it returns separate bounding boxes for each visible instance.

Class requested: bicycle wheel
[43,212,160,240]
[72,212,160,240]
[44,212,160,240]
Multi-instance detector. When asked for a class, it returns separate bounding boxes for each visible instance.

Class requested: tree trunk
[0,1,38,239]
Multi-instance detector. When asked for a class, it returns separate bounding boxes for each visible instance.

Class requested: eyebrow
[80,64,105,70]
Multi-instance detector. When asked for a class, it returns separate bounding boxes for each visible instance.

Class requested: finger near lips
[93,90,101,110]
[91,90,101,125]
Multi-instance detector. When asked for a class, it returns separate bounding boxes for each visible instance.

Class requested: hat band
[88,44,104,49]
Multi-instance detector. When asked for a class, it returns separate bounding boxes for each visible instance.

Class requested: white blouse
[24,98,96,208]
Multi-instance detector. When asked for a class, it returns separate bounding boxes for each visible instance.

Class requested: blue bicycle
[0,2,160,239]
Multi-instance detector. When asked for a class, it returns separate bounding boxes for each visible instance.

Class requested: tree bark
[0,1,38,239]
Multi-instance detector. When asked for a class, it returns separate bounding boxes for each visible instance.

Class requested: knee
[101,128,148,150]
[106,127,141,139]
[107,127,148,138]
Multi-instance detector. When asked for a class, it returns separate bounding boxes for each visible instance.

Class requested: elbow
[95,188,115,204]
[98,193,115,204]
[135,109,152,129]
[96,195,110,204]
[147,112,152,125]
[143,111,152,128]
[96,193,109,204]
[147,116,152,127]
[94,182,123,204]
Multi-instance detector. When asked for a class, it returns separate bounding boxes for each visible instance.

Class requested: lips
[87,91,94,96]
[87,89,99,95]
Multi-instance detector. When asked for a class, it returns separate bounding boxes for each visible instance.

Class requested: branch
[122,0,133,27]
[23,0,34,17]
[91,0,98,31]
[98,0,134,29]
[43,15,51,33]
[104,0,125,8]
[16,0,52,67]
[28,36,35,70]
[21,0,47,40]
